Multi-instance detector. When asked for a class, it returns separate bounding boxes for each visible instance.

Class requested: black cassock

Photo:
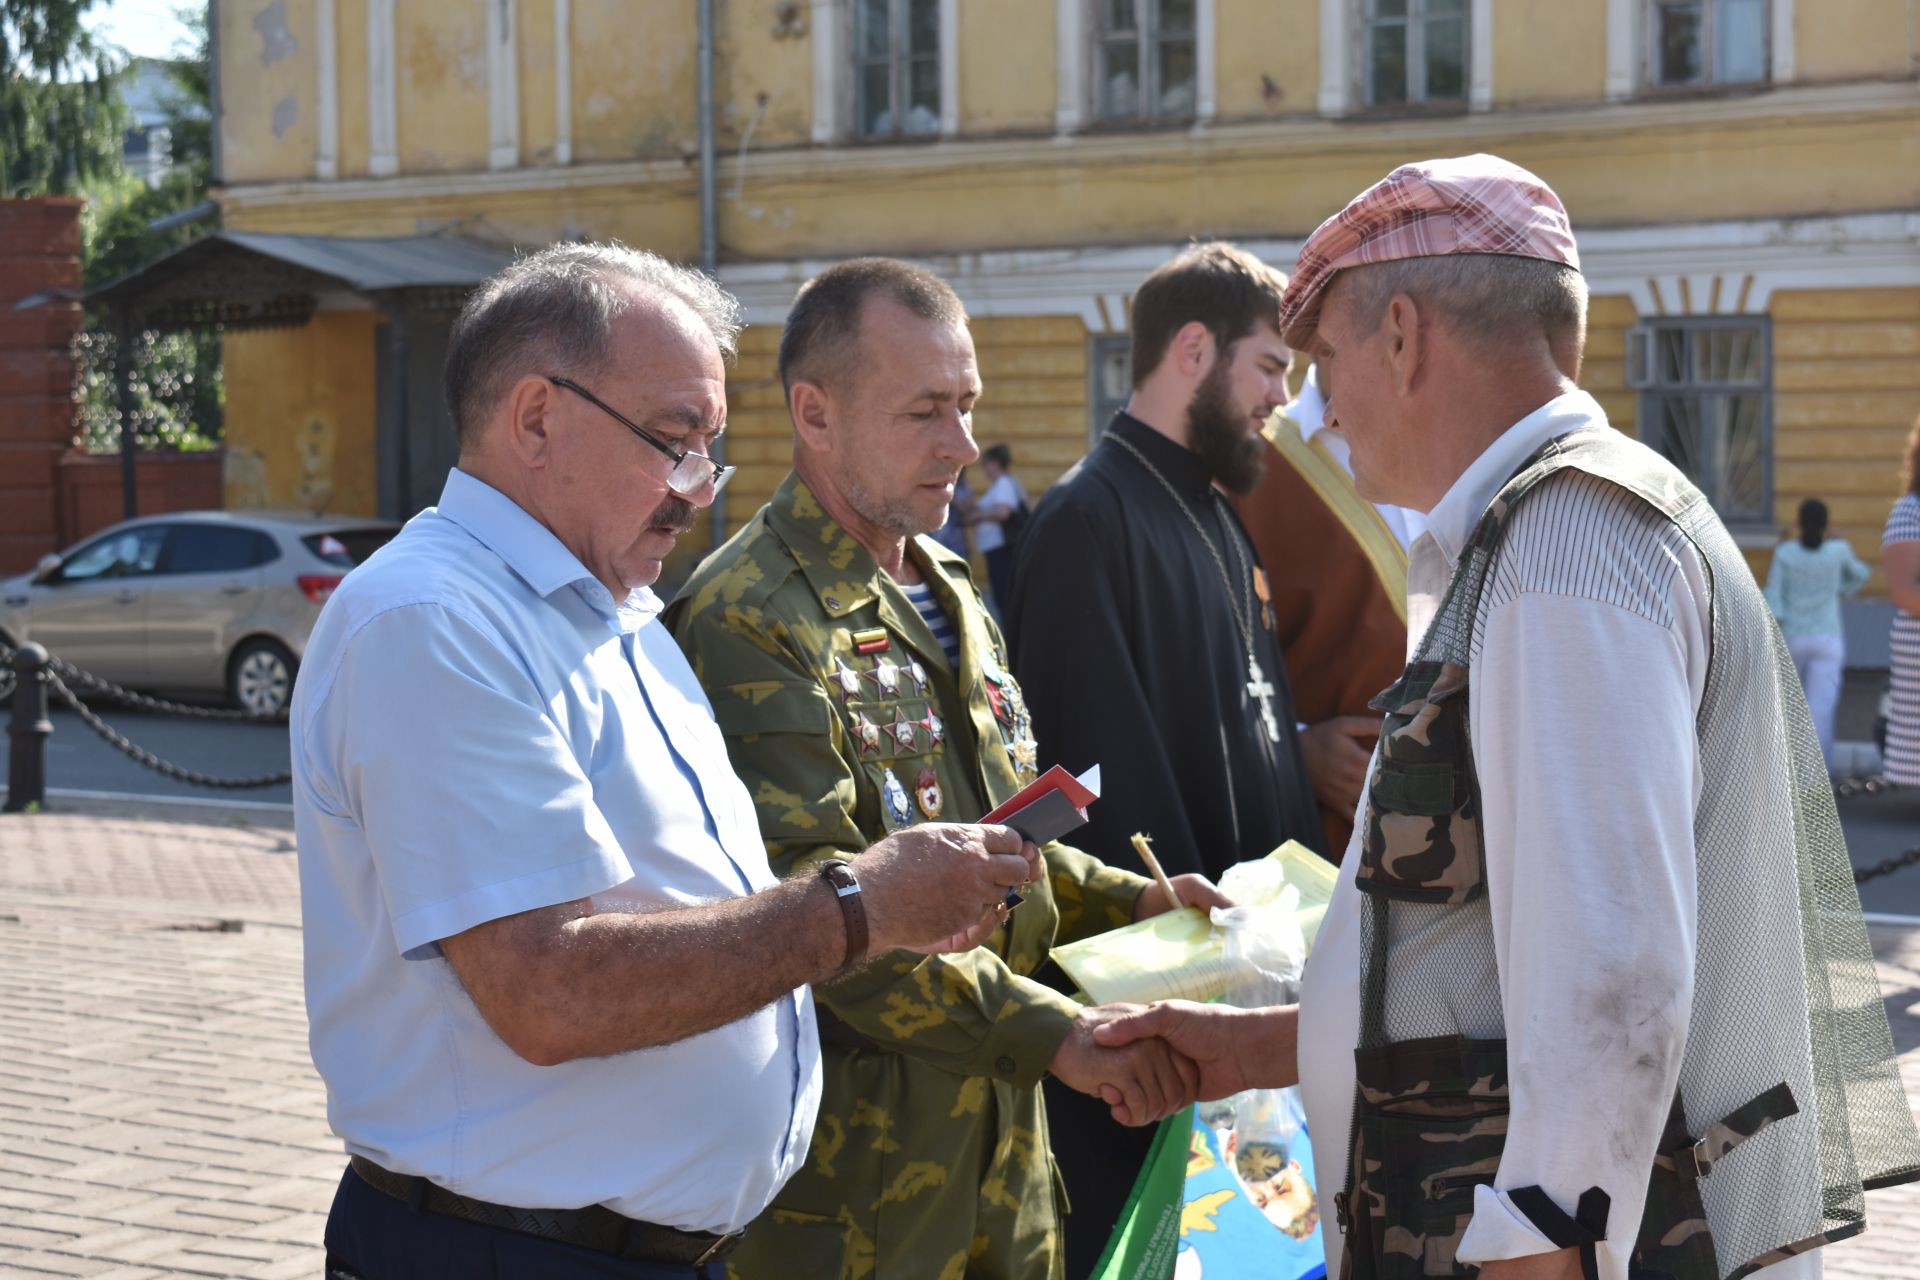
[1005,411,1326,1274]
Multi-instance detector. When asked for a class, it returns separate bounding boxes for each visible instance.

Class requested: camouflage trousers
[726,1042,1065,1280]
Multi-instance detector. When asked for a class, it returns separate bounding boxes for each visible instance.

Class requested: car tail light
[298,574,344,604]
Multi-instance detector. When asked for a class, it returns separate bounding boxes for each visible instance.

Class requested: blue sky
[87,0,197,62]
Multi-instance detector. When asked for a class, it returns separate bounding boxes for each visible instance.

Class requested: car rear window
[303,529,397,568]
[162,524,279,574]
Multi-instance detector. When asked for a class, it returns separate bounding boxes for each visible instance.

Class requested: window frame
[1360,0,1471,111]
[848,0,946,142]
[1087,333,1134,444]
[1643,0,1771,91]
[50,524,171,585]
[1632,315,1774,528]
[1088,0,1201,128]
[156,523,281,576]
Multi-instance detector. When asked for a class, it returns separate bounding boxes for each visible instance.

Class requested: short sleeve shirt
[291,469,819,1233]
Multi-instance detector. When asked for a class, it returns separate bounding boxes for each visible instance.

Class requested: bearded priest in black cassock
[1005,244,1326,1276]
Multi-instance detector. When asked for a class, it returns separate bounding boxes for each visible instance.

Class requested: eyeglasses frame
[545,375,734,495]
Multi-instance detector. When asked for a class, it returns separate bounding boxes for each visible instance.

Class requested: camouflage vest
[1336,427,1920,1280]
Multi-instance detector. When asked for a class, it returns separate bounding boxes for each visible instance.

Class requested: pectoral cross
[1247,655,1281,744]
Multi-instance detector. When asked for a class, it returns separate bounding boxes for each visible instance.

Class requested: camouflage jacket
[665,473,1148,1280]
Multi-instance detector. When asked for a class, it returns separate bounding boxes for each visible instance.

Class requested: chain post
[4,643,52,813]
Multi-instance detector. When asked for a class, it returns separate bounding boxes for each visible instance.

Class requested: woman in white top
[1765,498,1870,766]
[1882,419,1920,786]
[970,443,1029,614]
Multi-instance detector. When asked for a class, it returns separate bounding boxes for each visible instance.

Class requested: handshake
[1054,997,1303,1127]
[1046,874,1301,1127]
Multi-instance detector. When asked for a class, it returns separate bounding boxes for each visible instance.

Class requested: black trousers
[323,1165,726,1280]
[1046,1074,1156,1278]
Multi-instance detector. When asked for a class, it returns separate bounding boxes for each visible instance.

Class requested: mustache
[650,495,698,534]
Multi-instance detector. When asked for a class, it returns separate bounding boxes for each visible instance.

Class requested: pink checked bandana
[1277,153,1580,348]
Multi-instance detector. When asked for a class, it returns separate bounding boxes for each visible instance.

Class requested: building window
[1089,335,1133,442]
[1630,317,1772,525]
[1095,0,1198,123]
[1649,0,1768,87]
[853,0,941,138]
[1364,0,1468,107]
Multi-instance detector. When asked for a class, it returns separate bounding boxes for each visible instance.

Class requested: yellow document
[1052,841,1337,1005]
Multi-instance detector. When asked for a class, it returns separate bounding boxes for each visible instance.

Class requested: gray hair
[444,241,744,447]
[1342,253,1587,358]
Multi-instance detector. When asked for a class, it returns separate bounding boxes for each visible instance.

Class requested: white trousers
[1787,631,1846,766]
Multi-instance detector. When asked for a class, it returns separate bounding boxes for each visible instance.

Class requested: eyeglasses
[546,376,734,496]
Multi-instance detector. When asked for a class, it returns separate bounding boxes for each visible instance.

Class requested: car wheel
[228,638,296,716]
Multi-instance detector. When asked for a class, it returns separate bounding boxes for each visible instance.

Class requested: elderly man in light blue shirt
[293,243,1040,1280]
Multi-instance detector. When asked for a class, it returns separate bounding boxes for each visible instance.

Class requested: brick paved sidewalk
[0,797,1917,1278]
[0,799,329,1278]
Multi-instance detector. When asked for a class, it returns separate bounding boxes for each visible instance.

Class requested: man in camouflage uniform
[666,258,1219,1280]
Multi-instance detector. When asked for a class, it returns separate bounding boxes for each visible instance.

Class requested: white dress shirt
[292,468,820,1234]
[1297,392,1816,1279]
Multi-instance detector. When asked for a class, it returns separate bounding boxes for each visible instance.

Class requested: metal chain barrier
[46,654,288,723]
[45,670,292,789]
[1832,774,1918,885]
[0,637,283,723]
[1855,845,1920,887]
[1835,775,1901,801]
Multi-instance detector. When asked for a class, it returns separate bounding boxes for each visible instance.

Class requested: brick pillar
[0,197,84,575]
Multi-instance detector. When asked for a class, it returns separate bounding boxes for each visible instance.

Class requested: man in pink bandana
[1093,154,1918,1280]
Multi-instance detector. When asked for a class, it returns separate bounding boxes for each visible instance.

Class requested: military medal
[890,708,918,751]
[918,707,944,745]
[852,711,882,756]
[907,660,928,692]
[870,656,901,695]
[882,767,913,827]
[852,627,890,656]
[834,658,864,699]
[914,767,944,819]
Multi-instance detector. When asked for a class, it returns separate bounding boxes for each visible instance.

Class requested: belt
[815,1005,884,1052]
[347,1155,742,1266]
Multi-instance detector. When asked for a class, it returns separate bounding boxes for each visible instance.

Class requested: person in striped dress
[1882,417,1920,785]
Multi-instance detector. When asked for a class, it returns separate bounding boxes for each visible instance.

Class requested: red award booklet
[982,764,1101,847]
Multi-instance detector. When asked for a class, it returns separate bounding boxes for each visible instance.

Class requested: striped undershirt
[899,580,960,669]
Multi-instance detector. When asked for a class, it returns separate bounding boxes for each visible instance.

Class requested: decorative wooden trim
[488,0,520,170]
[1469,0,1493,111]
[554,0,572,165]
[315,0,338,178]
[1318,0,1350,116]
[1055,0,1086,133]
[367,0,397,176]
[939,0,960,137]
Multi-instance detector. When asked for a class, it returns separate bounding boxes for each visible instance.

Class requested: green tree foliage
[76,5,220,454]
[76,326,221,452]
[2,0,123,197]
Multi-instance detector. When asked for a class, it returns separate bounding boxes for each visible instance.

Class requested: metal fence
[3,640,290,812]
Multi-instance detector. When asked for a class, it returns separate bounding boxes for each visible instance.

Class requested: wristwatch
[817,859,868,975]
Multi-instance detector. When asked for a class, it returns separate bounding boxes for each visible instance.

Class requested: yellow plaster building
[208,0,1920,650]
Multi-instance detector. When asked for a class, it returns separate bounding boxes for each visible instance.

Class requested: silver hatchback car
[0,511,400,715]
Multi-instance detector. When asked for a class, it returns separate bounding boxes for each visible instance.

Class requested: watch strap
[817,859,868,974]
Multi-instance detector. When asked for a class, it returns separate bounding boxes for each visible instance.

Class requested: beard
[843,465,944,539]
[1186,358,1267,496]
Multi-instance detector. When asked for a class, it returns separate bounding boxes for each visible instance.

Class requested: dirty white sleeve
[1456,591,1700,1278]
